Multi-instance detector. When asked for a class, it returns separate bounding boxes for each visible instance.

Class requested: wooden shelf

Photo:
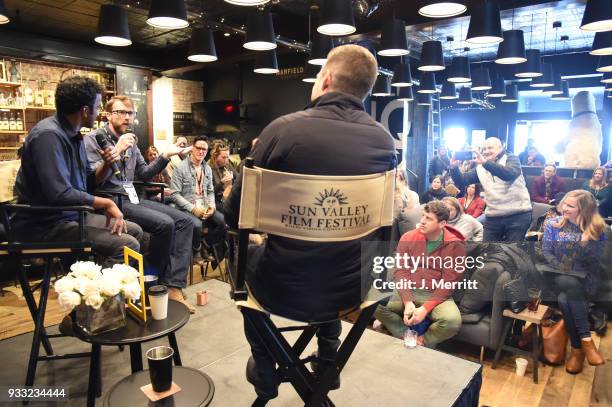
[0,130,26,134]
[0,106,25,110]
[0,146,20,150]
[0,82,23,88]
[25,106,55,110]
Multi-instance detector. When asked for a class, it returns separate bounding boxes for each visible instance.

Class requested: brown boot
[566,347,585,374]
[168,287,195,314]
[582,338,605,366]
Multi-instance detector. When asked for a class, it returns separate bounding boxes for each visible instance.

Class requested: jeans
[483,211,532,242]
[122,199,194,288]
[189,210,226,249]
[374,290,461,348]
[553,274,595,348]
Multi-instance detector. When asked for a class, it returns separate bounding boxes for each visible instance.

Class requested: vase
[76,294,127,335]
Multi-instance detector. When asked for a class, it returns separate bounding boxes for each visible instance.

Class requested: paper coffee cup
[515,358,528,376]
[149,285,168,320]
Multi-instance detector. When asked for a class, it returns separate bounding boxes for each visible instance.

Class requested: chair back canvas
[0,160,20,203]
[239,166,395,242]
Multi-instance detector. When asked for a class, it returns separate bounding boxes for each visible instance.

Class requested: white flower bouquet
[54,261,142,334]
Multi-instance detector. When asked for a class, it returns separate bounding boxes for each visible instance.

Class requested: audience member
[394,168,420,219]
[450,137,532,241]
[168,136,189,174]
[531,163,566,204]
[374,201,464,348]
[224,44,396,404]
[519,138,546,166]
[420,175,448,203]
[144,145,172,202]
[13,76,142,265]
[84,95,195,312]
[428,146,450,183]
[583,167,611,218]
[542,190,607,373]
[170,136,226,263]
[442,197,483,241]
[458,184,485,219]
[209,142,238,210]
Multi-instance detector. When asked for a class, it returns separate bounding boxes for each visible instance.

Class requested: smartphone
[455,151,474,161]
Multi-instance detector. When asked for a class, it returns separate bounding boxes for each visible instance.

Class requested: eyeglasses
[111,110,137,118]
[193,146,208,152]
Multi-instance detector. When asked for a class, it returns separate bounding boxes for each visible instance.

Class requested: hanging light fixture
[466,1,503,45]
[487,76,506,97]
[308,33,334,65]
[95,4,132,47]
[147,0,189,29]
[416,91,432,106]
[318,0,356,36]
[397,86,414,101]
[419,41,445,72]
[188,28,218,62]
[224,0,271,5]
[542,70,563,95]
[501,84,519,102]
[254,50,279,74]
[419,1,467,18]
[597,56,612,72]
[447,56,471,83]
[378,18,409,56]
[457,87,473,104]
[391,61,413,87]
[372,75,392,97]
[418,72,437,93]
[244,9,276,50]
[606,82,612,91]
[552,81,570,100]
[580,0,612,32]
[515,49,542,78]
[591,31,612,56]
[302,64,320,83]
[530,62,554,87]
[601,73,612,83]
[0,0,9,24]
[472,66,492,91]
[440,82,457,99]
[495,30,526,64]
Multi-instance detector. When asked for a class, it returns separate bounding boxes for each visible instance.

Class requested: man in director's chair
[223,44,397,406]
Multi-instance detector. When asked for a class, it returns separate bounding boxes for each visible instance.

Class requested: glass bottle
[0,93,6,107]
[1,112,9,131]
[15,111,23,131]
[8,112,15,131]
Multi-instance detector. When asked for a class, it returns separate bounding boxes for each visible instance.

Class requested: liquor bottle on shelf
[24,82,34,106]
[7,92,13,106]
[15,111,23,131]
[8,112,15,131]
[0,112,9,131]
[14,90,23,107]
[0,93,6,107]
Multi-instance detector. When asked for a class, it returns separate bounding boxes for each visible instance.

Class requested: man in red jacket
[375,201,465,348]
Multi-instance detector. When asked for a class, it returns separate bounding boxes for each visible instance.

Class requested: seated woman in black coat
[420,175,448,203]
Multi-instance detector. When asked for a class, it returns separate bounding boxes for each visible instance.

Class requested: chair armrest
[227,228,249,302]
[3,204,94,213]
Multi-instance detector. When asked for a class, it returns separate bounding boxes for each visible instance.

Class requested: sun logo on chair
[314,188,348,207]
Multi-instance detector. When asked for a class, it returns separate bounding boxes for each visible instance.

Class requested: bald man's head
[482,137,503,160]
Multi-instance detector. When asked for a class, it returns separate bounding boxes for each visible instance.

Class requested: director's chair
[228,159,395,406]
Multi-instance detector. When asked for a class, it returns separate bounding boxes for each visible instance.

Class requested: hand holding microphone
[95,132,122,179]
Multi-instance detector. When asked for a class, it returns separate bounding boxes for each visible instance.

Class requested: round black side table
[104,366,214,407]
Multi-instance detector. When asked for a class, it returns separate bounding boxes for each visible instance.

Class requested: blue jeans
[483,211,532,242]
[122,199,194,288]
[553,274,595,348]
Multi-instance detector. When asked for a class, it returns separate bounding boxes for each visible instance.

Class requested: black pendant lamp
[580,0,612,32]
[308,33,334,65]
[244,9,276,50]
[487,77,506,97]
[0,0,9,24]
[418,72,437,93]
[391,62,413,87]
[530,62,554,87]
[597,56,612,73]
[397,86,414,102]
[419,1,467,18]
[224,0,271,5]
[372,75,392,97]
[472,66,492,91]
[440,82,457,99]
[608,90,612,98]
[502,84,519,102]
[416,91,432,106]
[447,56,471,83]
[254,50,279,74]
[378,18,409,56]
[318,0,356,36]
[95,4,132,47]
[542,70,563,95]
[515,49,543,78]
[419,41,445,72]
[302,64,320,83]
[552,81,570,100]
[591,32,612,56]
[188,28,218,62]
[457,87,473,104]
[466,1,503,45]
[147,0,188,29]
[496,30,527,64]
[602,73,612,84]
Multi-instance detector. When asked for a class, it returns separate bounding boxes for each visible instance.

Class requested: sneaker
[310,352,341,390]
[372,319,383,332]
[246,356,280,401]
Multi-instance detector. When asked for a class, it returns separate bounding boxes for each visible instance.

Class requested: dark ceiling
[0,0,596,71]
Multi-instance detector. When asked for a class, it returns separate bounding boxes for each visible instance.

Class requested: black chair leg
[18,264,54,356]
[129,343,143,373]
[87,344,101,407]
[168,332,182,366]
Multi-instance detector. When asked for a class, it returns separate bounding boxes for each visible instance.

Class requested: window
[443,127,467,152]
[515,120,569,165]
[471,130,486,149]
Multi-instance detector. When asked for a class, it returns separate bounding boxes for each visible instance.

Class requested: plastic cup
[146,346,174,392]
[515,358,528,376]
[149,285,168,320]
[404,329,418,348]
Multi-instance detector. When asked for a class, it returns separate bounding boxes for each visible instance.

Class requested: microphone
[123,128,137,160]
[95,132,122,179]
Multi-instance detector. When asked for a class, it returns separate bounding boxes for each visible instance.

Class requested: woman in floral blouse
[542,190,607,374]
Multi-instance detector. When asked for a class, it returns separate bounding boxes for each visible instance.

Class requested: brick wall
[172,78,204,113]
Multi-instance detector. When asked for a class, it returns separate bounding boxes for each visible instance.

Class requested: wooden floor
[1,268,610,407]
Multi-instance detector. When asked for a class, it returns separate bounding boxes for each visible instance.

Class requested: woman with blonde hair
[394,168,420,219]
[542,189,607,374]
[208,141,238,209]
[582,167,611,217]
